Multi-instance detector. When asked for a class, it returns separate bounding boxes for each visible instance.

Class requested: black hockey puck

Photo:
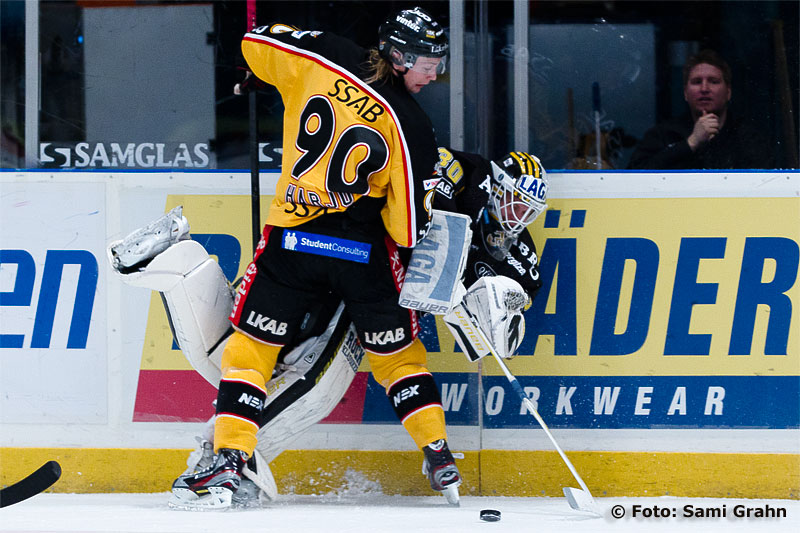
[480,509,501,522]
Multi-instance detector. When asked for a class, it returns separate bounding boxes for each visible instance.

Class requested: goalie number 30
[291,95,389,195]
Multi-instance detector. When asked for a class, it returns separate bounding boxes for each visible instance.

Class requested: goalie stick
[458,295,600,515]
[0,460,62,508]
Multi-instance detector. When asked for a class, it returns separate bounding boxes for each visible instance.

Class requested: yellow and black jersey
[242,23,440,248]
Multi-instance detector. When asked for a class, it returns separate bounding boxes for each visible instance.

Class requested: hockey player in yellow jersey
[242,10,446,247]
[170,7,459,509]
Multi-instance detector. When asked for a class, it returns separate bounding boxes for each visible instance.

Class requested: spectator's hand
[687,110,720,151]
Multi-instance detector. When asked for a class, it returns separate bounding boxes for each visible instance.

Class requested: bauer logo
[398,297,449,314]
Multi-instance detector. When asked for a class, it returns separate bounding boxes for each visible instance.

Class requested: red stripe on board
[133,370,217,422]
[320,371,369,423]
[246,0,256,31]
[134,369,371,424]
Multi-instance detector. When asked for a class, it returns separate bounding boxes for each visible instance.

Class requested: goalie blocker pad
[399,209,472,315]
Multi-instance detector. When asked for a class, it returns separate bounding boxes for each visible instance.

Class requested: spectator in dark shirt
[628,49,773,170]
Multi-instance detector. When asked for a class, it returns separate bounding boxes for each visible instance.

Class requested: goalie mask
[378,7,449,75]
[481,152,548,259]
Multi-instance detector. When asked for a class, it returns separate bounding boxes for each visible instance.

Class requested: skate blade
[168,486,233,511]
[441,483,461,507]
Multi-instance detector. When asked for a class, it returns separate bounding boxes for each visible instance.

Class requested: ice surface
[1,493,797,533]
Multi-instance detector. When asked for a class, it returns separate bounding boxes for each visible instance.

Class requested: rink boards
[0,169,798,497]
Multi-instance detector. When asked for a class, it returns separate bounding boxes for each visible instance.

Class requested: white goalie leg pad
[254,303,363,463]
[462,276,528,359]
[109,238,232,385]
[174,303,363,504]
[243,448,278,502]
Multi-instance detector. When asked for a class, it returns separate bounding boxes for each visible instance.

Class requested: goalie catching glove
[445,276,528,361]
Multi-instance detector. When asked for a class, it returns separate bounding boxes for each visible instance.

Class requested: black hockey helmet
[378,6,449,74]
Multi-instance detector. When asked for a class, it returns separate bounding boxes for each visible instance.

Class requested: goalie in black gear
[109,146,547,508]
[434,147,546,298]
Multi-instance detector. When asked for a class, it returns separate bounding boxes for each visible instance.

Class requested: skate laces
[423,439,456,471]
[217,448,248,470]
[422,440,460,490]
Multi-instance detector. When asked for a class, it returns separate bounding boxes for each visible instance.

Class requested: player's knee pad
[367,338,427,388]
[221,330,280,382]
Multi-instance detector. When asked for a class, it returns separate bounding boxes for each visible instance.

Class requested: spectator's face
[684,63,731,117]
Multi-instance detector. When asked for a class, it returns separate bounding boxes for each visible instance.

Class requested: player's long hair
[363,48,394,84]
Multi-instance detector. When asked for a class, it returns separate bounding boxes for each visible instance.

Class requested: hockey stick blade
[564,487,600,515]
[0,460,62,508]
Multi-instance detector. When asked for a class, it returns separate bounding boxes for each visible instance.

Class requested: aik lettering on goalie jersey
[242,24,440,247]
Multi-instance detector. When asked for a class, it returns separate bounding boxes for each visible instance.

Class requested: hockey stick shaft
[489,351,593,496]
[247,0,260,255]
[453,284,593,498]
[0,460,61,508]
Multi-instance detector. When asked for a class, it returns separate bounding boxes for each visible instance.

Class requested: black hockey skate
[169,448,247,510]
[422,439,462,506]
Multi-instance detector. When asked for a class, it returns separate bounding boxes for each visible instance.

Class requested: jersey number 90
[292,95,390,195]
